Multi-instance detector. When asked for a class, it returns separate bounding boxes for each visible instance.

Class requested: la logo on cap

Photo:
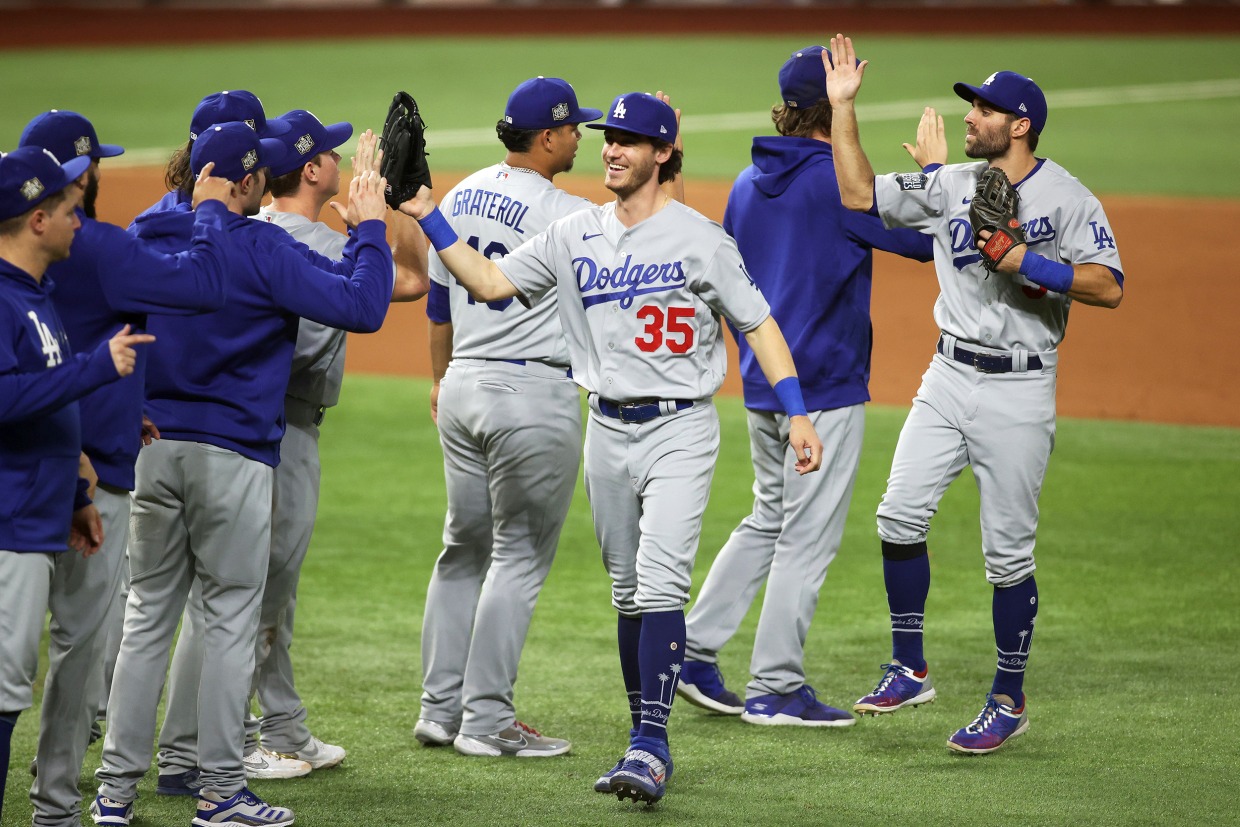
[613,101,627,119]
[983,72,998,85]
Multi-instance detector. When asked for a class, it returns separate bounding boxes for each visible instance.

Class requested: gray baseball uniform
[420,164,589,737]
[497,199,770,614]
[157,208,351,771]
[874,159,1122,583]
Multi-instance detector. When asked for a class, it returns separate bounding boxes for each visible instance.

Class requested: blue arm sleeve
[426,281,451,323]
[266,219,392,333]
[0,340,119,424]
[96,200,230,316]
[842,210,935,262]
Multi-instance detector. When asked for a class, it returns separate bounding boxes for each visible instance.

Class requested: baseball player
[401,92,823,805]
[83,88,293,755]
[677,46,935,727]
[414,76,602,757]
[824,34,1123,753]
[16,109,235,827]
[91,122,393,827]
[0,144,187,825]
[154,116,429,790]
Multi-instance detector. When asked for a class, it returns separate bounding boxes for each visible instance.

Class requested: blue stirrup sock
[991,576,1038,704]
[882,540,931,671]
[617,614,643,731]
[636,610,686,743]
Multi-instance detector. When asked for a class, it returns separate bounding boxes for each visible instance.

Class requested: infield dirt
[98,166,1236,428]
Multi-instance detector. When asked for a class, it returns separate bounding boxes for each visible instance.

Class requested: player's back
[432,163,594,365]
[135,205,390,464]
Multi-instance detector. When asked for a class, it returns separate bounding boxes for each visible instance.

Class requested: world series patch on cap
[504,77,603,131]
[0,145,92,222]
[19,110,125,163]
[268,109,353,178]
[190,121,289,182]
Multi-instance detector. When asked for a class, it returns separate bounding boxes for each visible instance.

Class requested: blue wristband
[1018,252,1074,294]
[773,377,808,418]
[417,206,459,251]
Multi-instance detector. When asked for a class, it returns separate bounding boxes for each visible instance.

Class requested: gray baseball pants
[420,360,582,737]
[582,400,718,616]
[31,485,130,827]
[0,551,54,713]
[876,354,1056,585]
[159,399,324,767]
[685,405,865,697]
[96,438,272,802]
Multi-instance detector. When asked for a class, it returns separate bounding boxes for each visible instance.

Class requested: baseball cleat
[413,718,458,747]
[453,720,571,757]
[89,794,133,826]
[156,768,203,796]
[741,685,856,727]
[594,756,626,793]
[676,660,744,715]
[854,662,936,715]
[292,735,345,770]
[192,787,293,827]
[947,694,1029,755]
[242,746,312,780]
[611,743,671,806]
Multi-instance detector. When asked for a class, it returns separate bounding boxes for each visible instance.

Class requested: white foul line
[109,78,1240,168]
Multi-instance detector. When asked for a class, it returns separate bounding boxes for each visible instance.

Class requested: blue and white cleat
[192,787,293,827]
[89,795,133,826]
[947,694,1029,754]
[611,738,672,806]
[854,662,936,715]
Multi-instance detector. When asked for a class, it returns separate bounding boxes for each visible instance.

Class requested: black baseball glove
[969,167,1025,271]
[379,91,431,209]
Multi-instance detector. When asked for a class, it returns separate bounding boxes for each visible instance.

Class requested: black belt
[596,398,693,424]
[938,337,1041,374]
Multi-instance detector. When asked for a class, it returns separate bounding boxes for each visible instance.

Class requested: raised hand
[902,107,947,168]
[825,33,868,107]
[397,185,436,221]
[108,323,156,378]
[352,128,382,177]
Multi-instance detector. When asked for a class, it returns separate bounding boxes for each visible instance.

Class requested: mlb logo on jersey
[73,136,92,156]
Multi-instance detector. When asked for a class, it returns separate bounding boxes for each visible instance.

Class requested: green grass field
[6,376,1238,826]
[2,35,1239,196]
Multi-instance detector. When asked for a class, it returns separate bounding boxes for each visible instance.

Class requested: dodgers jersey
[256,208,349,409]
[499,200,770,402]
[875,159,1124,353]
[428,164,594,365]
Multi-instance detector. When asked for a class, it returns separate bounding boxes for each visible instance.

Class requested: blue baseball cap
[503,77,603,130]
[190,121,288,182]
[0,146,91,222]
[586,93,678,144]
[954,71,1048,134]
[268,110,353,178]
[189,90,291,142]
[778,45,835,109]
[19,110,125,162]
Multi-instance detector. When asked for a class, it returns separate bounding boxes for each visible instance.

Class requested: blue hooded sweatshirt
[1,262,120,552]
[47,203,230,491]
[131,204,392,466]
[724,136,934,413]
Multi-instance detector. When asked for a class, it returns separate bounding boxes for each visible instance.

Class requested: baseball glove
[379,91,431,209]
[969,167,1025,271]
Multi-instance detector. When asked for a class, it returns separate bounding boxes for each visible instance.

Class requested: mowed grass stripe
[105,77,1240,166]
